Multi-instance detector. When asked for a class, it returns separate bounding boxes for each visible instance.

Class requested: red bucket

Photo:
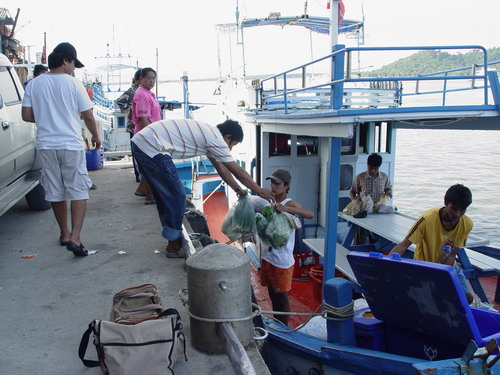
[309,266,323,301]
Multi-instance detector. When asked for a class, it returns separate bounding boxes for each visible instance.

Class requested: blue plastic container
[347,252,500,359]
[353,314,386,352]
[86,148,103,170]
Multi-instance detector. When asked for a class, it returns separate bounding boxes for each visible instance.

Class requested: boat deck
[203,191,500,328]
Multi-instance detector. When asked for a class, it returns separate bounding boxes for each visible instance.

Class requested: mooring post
[324,277,355,345]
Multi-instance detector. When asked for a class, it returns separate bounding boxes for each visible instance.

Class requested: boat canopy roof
[218,15,363,34]
[95,63,138,72]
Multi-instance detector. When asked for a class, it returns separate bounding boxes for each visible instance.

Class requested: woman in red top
[132,68,162,205]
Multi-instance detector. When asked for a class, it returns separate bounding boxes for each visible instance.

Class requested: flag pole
[330,0,339,51]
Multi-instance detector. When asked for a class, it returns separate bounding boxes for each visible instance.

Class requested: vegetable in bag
[265,211,295,249]
[232,195,256,234]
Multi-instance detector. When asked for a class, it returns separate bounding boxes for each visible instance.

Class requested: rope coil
[179,289,261,323]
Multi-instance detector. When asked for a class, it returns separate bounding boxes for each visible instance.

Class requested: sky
[4,0,500,98]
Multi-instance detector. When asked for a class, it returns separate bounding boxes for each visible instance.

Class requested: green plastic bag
[232,195,256,234]
[264,211,295,249]
[255,213,270,246]
[221,207,241,241]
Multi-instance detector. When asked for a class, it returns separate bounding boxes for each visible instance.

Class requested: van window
[0,67,21,105]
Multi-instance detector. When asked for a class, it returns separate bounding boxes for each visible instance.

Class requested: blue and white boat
[237,10,500,375]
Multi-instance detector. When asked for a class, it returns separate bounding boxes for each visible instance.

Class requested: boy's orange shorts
[260,259,294,293]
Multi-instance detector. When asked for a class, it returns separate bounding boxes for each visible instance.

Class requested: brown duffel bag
[110,283,163,325]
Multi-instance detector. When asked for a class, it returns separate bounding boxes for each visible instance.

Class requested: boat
[178,2,500,372]
[238,32,500,375]
[88,50,196,154]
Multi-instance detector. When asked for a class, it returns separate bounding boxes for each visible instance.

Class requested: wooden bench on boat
[302,238,357,286]
[337,211,500,302]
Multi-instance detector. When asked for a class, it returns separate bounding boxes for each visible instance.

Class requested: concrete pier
[0,159,269,375]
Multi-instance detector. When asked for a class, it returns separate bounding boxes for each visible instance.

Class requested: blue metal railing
[256,45,497,113]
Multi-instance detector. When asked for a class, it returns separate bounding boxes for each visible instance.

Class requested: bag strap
[78,321,100,368]
[158,308,180,319]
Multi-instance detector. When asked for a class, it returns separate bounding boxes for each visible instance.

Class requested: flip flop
[135,192,146,197]
[60,237,70,246]
[66,242,89,257]
[144,200,156,205]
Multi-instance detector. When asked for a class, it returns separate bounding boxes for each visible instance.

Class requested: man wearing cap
[22,42,101,257]
[260,168,314,326]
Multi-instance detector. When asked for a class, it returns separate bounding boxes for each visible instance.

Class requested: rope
[178,289,261,323]
[322,300,355,321]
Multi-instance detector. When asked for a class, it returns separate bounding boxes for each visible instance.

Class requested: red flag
[338,0,345,23]
[326,0,345,23]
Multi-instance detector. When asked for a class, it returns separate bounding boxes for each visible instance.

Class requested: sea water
[394,128,500,243]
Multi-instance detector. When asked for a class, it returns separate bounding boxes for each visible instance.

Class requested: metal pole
[217,323,257,375]
[330,0,339,51]
[182,73,189,119]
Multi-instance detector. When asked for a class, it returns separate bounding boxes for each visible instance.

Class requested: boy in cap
[259,168,314,326]
[22,42,101,257]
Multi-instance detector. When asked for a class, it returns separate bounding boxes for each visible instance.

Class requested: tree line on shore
[364,47,500,77]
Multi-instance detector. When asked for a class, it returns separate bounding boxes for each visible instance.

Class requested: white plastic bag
[360,195,373,214]
[343,200,363,215]
[374,194,394,214]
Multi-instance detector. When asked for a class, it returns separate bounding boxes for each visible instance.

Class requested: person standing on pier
[260,169,314,326]
[131,68,161,205]
[131,118,274,258]
[116,69,142,182]
[22,42,101,257]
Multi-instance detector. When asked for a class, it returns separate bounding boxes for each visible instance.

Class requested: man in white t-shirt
[22,42,101,257]
[131,119,274,258]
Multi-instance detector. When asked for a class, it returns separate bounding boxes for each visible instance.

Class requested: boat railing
[255,45,496,113]
[92,83,119,111]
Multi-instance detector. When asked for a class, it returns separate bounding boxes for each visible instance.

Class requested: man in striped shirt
[131,119,274,257]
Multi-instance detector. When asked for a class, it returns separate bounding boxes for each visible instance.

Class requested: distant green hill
[366,47,500,76]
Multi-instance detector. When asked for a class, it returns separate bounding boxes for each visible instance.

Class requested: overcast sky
[4,0,499,89]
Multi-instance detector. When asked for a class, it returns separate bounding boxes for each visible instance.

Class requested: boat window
[339,164,354,190]
[297,136,318,156]
[269,132,291,156]
[117,116,126,128]
[0,67,21,105]
[341,126,356,155]
[375,122,388,153]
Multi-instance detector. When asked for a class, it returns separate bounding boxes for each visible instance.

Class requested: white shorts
[39,150,93,201]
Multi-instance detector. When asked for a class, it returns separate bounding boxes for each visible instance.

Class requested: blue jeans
[455,264,471,295]
[131,142,186,241]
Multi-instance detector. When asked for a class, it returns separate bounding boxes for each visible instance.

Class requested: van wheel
[25,184,51,211]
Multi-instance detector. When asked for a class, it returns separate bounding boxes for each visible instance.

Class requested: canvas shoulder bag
[110,283,163,325]
[79,308,187,375]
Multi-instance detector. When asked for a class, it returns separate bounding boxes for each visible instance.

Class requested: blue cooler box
[347,252,500,360]
[353,309,386,352]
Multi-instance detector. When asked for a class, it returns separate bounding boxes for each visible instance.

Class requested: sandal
[60,237,70,246]
[66,242,89,257]
[144,200,156,205]
[166,241,184,258]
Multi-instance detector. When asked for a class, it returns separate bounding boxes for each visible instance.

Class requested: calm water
[394,129,500,243]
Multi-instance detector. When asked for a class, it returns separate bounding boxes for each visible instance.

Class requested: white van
[0,53,50,215]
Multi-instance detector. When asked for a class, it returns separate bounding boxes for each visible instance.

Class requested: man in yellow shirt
[390,184,473,303]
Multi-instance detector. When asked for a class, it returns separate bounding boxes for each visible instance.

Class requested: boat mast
[330,0,339,51]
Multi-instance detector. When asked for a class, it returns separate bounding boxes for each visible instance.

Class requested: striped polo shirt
[131,119,234,162]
